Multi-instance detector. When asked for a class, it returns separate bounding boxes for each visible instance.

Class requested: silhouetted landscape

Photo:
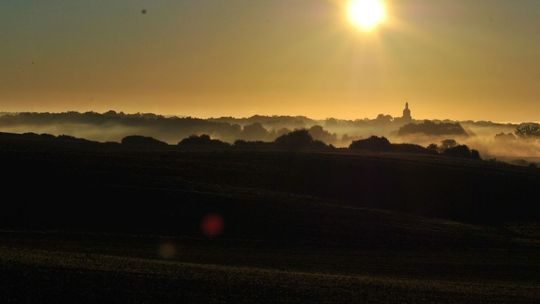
[1,109,539,165]
[1,126,539,303]
[3,1,540,303]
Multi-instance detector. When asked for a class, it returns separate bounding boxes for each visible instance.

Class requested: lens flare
[201,213,224,238]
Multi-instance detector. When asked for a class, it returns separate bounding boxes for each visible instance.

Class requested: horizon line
[0,109,531,125]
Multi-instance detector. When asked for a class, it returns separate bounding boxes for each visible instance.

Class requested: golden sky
[1,0,539,121]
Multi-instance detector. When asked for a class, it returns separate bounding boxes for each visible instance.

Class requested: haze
[1,0,540,121]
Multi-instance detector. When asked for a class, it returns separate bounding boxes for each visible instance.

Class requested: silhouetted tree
[441,139,458,150]
[57,134,93,144]
[375,114,393,124]
[427,143,439,153]
[324,118,339,128]
[274,130,328,151]
[398,121,468,137]
[515,123,540,139]
[178,134,230,150]
[350,136,433,155]
[394,143,435,154]
[22,133,56,141]
[471,149,481,160]
[240,123,270,141]
[349,136,392,151]
[121,135,168,147]
[443,145,481,160]
[308,125,338,145]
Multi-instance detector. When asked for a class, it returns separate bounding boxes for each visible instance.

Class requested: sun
[347,0,386,31]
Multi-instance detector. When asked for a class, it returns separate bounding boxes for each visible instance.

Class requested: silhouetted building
[402,102,412,122]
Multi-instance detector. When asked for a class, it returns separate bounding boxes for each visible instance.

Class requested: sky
[1,0,539,122]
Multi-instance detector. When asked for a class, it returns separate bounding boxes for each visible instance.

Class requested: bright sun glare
[347,0,386,31]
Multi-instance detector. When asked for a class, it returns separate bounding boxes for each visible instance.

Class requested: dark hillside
[1,132,538,239]
[1,132,539,303]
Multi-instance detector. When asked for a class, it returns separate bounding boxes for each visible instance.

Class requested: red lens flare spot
[201,214,224,238]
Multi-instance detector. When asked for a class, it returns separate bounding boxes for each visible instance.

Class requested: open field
[1,231,539,304]
[0,133,539,303]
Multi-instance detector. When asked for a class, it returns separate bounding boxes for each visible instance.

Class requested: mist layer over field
[0,111,538,162]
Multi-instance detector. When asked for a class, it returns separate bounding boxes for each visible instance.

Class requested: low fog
[0,111,538,164]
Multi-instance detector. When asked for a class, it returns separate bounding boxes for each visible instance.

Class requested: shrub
[121,135,168,147]
[274,130,328,151]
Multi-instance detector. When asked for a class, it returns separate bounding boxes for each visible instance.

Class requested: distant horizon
[0,107,531,125]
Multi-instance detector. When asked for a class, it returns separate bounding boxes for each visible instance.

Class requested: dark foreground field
[0,133,539,303]
[1,231,539,304]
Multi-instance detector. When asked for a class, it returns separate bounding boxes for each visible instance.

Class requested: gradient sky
[1,0,539,121]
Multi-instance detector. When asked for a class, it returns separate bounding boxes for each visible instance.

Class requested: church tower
[402,102,412,122]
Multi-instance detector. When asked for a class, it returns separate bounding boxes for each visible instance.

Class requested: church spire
[402,101,412,122]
